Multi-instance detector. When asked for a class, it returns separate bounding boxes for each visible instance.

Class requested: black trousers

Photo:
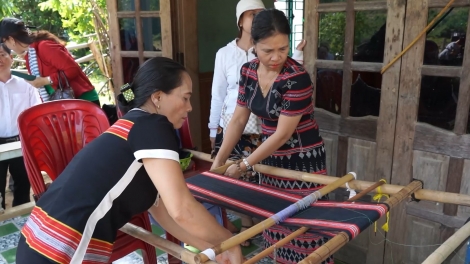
[0,155,31,209]
[16,234,56,264]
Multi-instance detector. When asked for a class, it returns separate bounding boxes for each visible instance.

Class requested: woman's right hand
[215,245,243,264]
[210,160,225,171]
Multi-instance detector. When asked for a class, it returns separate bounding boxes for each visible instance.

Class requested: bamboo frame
[195,172,357,263]
[299,180,424,264]
[421,220,470,264]
[119,223,217,264]
[185,150,470,207]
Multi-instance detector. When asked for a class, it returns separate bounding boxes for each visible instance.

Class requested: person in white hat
[208,0,306,247]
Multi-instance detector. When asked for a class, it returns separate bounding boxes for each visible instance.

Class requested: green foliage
[427,8,469,47]
[38,0,107,42]
[11,0,64,37]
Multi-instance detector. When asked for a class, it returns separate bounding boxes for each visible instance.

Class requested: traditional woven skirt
[260,141,333,264]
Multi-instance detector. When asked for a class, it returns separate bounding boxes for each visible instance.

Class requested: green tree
[38,0,107,42]
[12,0,64,38]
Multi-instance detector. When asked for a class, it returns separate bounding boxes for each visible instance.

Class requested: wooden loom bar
[186,150,470,206]
[195,173,357,263]
[119,223,217,264]
[243,180,386,264]
[299,180,424,264]
[421,220,470,264]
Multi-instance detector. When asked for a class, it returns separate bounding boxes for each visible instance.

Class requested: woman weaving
[211,9,332,264]
[16,57,242,264]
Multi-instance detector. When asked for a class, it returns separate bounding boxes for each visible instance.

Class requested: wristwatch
[47,76,53,84]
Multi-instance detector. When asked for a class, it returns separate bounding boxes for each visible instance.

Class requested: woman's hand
[215,245,243,264]
[224,164,242,178]
[296,39,306,51]
[210,160,225,171]
[27,76,50,88]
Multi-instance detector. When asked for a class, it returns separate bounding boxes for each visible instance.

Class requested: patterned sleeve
[127,115,180,163]
[237,64,249,108]
[280,71,314,116]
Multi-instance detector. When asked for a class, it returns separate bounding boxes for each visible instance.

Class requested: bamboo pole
[299,180,423,264]
[119,223,217,264]
[421,221,470,264]
[243,180,385,264]
[195,172,356,263]
[185,150,470,207]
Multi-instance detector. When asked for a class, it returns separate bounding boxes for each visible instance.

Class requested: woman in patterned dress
[211,8,332,264]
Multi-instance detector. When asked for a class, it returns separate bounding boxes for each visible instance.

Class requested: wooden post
[385,0,429,262]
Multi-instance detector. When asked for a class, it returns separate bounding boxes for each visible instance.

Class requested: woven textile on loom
[186,172,389,239]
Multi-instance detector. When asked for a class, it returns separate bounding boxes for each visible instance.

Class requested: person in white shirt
[208,0,306,246]
[0,43,41,209]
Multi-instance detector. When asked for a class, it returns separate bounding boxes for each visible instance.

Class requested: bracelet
[236,162,246,177]
[242,158,252,171]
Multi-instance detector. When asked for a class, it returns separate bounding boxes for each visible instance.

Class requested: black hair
[251,8,291,54]
[0,18,65,45]
[117,57,187,114]
[0,43,11,54]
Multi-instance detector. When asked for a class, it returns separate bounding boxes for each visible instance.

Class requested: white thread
[201,248,216,261]
[346,172,357,199]
[348,172,357,179]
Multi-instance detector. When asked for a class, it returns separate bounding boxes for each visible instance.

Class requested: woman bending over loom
[211,9,332,264]
[16,57,242,264]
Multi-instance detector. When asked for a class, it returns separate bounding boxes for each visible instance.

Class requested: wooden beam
[429,0,470,8]
[304,0,319,103]
[134,0,144,64]
[117,11,160,18]
[385,0,429,263]
[453,7,470,134]
[0,202,34,222]
[120,51,162,57]
[317,1,388,13]
[370,0,406,262]
[160,0,173,58]
[443,158,465,216]
[413,124,470,159]
[340,0,355,118]
[106,0,124,95]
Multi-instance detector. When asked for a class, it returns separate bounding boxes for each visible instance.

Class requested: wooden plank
[178,0,202,150]
[411,150,450,214]
[443,158,465,216]
[453,8,470,134]
[413,124,470,159]
[160,0,173,58]
[421,65,461,77]
[134,0,144,64]
[457,159,470,217]
[316,109,378,141]
[336,136,349,178]
[385,0,429,263]
[117,11,160,18]
[304,0,319,103]
[120,51,162,57]
[406,205,466,229]
[317,1,387,12]
[340,0,355,118]
[106,0,124,95]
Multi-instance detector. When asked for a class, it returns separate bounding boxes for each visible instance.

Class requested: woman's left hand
[224,164,241,179]
[27,76,50,88]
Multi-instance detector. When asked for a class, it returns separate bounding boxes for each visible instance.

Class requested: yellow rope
[380,0,455,74]
[373,179,390,233]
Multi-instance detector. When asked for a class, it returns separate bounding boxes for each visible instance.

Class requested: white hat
[236,0,265,27]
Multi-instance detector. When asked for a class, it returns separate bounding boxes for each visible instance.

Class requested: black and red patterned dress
[237,57,332,264]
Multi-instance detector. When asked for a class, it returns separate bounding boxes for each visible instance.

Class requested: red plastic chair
[17,99,157,264]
